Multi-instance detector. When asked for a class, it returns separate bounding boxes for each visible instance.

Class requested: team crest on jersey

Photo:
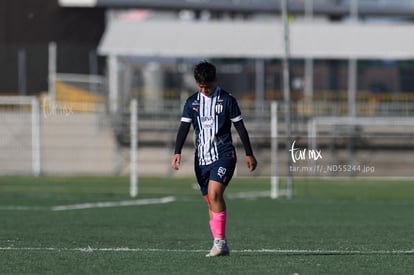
[215,103,223,114]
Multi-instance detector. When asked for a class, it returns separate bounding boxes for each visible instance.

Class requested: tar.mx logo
[42,98,73,118]
[289,140,323,163]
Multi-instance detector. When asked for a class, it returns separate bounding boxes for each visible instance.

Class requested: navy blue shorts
[194,150,237,196]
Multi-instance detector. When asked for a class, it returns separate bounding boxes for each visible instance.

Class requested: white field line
[50,196,176,211]
[226,191,270,199]
[0,246,413,255]
[0,196,177,211]
[0,191,271,212]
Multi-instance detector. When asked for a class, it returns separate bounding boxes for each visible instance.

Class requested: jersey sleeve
[180,99,193,123]
[229,95,243,123]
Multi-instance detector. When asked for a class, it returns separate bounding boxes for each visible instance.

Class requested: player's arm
[233,120,257,172]
[171,121,191,170]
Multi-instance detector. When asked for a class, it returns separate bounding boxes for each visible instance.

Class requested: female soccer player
[171,61,257,257]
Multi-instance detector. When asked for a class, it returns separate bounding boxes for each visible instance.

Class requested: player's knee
[208,191,223,204]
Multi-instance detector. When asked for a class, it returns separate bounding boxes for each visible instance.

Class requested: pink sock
[209,210,227,239]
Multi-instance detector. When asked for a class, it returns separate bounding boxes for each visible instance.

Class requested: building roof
[59,0,414,17]
[98,20,414,59]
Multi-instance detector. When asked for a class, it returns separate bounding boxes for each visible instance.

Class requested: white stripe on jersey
[231,115,243,122]
[197,90,219,165]
[181,117,192,123]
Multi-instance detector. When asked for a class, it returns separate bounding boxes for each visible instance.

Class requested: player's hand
[171,154,181,170]
[245,155,257,172]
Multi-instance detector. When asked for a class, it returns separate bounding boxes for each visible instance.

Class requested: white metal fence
[1,96,414,178]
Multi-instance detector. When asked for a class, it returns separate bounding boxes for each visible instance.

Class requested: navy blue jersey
[181,87,243,166]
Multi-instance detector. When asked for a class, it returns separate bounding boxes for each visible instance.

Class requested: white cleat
[206,239,230,257]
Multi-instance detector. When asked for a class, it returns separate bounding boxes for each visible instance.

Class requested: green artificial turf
[0,176,413,274]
